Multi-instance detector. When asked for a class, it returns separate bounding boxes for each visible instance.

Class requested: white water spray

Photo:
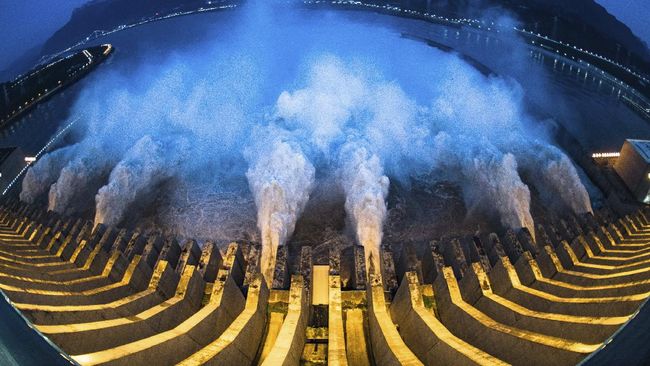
[338,142,390,277]
[94,135,188,228]
[246,139,315,285]
[48,150,113,215]
[517,144,592,215]
[432,132,535,237]
[20,144,78,204]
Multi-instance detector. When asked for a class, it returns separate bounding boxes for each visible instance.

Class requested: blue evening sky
[0,0,88,71]
[596,0,650,48]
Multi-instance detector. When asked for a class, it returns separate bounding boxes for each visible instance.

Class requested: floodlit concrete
[262,275,308,366]
[0,202,648,365]
[311,265,329,305]
[391,271,506,365]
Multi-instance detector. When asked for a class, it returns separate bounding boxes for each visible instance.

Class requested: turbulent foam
[48,150,113,215]
[246,139,315,284]
[431,132,535,237]
[276,56,368,154]
[338,142,390,275]
[157,184,258,242]
[94,135,188,227]
[516,144,592,215]
[21,7,596,255]
[20,144,78,204]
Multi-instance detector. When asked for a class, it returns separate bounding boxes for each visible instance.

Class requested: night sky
[596,0,650,48]
[0,0,649,74]
[0,0,88,71]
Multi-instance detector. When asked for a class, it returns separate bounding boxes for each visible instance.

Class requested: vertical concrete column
[261,275,308,366]
[545,224,564,248]
[365,271,422,366]
[300,246,312,299]
[27,223,43,242]
[330,246,341,275]
[157,237,181,271]
[176,239,201,276]
[535,225,553,248]
[481,233,507,268]
[95,226,115,253]
[328,275,347,366]
[500,229,524,264]
[74,220,93,245]
[35,221,55,248]
[272,245,290,290]
[109,228,130,253]
[244,242,261,288]
[86,223,106,250]
[58,219,87,259]
[534,245,560,278]
[512,252,538,286]
[464,236,491,274]
[569,236,587,260]
[581,213,599,232]
[198,241,223,283]
[396,242,422,284]
[517,228,539,256]
[607,223,625,243]
[568,216,585,237]
[352,245,367,290]
[21,221,36,239]
[558,219,576,242]
[124,231,147,260]
[141,235,164,269]
[596,226,616,249]
[554,240,577,270]
[381,247,398,293]
[421,240,445,284]
[617,219,633,238]
[441,238,468,279]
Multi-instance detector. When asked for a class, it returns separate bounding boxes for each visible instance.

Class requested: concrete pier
[0,202,649,365]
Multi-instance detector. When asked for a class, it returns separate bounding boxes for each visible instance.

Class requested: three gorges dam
[0,1,649,365]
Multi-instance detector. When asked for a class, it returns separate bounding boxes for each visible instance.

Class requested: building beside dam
[0,1,649,365]
[0,199,649,365]
[615,139,650,204]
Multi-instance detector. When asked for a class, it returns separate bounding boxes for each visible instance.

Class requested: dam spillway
[0,200,649,365]
[1,1,650,365]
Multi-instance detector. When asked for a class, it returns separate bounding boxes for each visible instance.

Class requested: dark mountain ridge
[412,0,650,75]
[25,0,650,80]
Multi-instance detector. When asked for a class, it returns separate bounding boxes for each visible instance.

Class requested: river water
[0,4,647,243]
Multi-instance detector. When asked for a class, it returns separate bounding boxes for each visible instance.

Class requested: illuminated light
[441,266,601,353]
[15,288,155,313]
[471,263,628,325]
[3,116,80,196]
[591,152,620,158]
[24,157,36,163]
[501,255,649,302]
[0,253,136,296]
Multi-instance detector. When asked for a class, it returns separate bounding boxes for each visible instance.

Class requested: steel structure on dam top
[0,1,650,366]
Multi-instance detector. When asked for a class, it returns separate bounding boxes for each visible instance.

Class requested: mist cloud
[19,4,592,262]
